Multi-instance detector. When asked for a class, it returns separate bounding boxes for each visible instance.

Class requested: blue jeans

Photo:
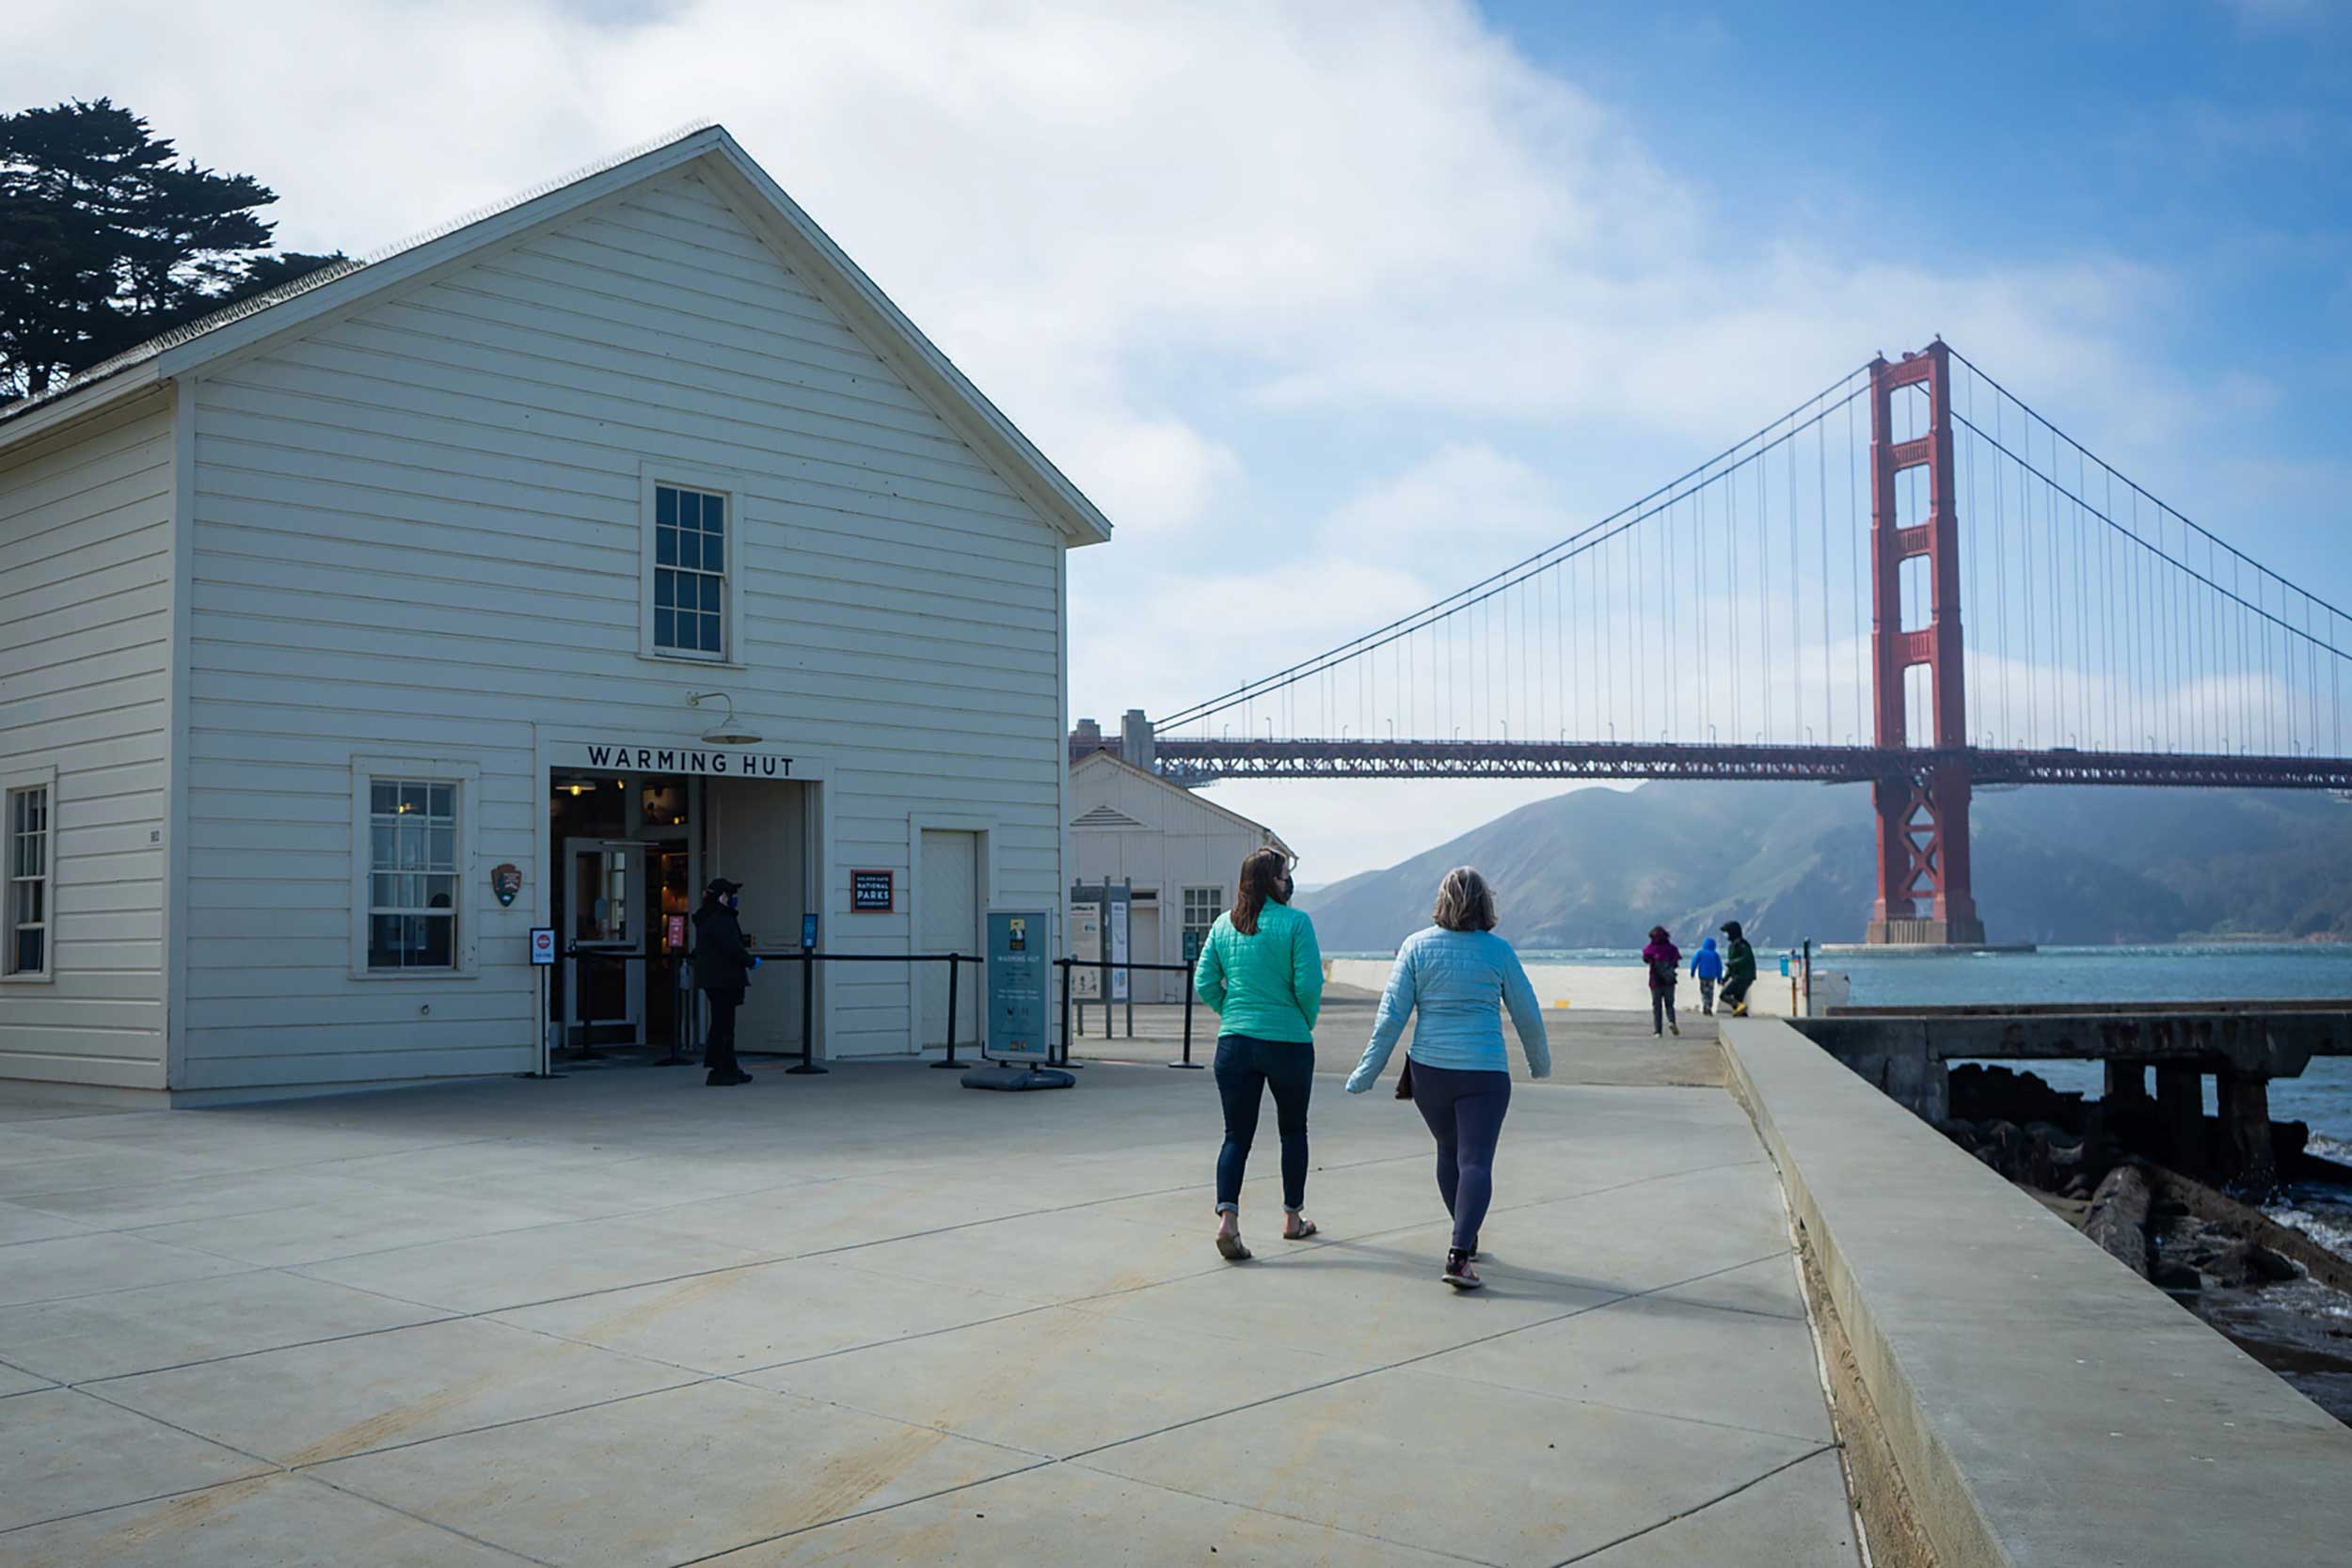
[1214,1034,1313,1213]
[1407,1060,1512,1251]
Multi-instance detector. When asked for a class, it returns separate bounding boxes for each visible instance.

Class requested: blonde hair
[1432,866,1497,932]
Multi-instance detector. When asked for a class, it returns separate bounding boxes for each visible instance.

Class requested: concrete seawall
[1720,1016,2349,1566]
[1327,956,1815,1015]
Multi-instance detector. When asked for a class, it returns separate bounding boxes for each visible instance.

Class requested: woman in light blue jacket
[1346,866,1549,1290]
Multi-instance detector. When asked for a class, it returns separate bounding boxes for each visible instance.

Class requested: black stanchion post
[933,955,963,1069]
[1171,969,1202,1069]
[1057,958,1073,1068]
[787,949,826,1074]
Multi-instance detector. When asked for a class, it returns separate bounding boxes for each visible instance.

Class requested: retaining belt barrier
[1719,1017,2347,1568]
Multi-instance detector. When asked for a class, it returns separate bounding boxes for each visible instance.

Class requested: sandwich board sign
[985,907,1054,1061]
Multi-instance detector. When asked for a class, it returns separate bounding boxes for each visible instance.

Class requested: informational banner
[1068,879,1132,1003]
[985,908,1053,1060]
[1071,902,1104,1000]
[1107,896,1131,1003]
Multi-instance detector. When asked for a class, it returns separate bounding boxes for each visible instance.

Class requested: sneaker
[704,1070,738,1087]
[1669,1022,1680,1036]
[1442,1248,1483,1290]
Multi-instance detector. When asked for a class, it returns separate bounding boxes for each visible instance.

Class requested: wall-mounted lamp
[687,691,762,746]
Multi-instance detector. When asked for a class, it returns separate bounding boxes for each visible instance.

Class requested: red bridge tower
[1866,341,1987,944]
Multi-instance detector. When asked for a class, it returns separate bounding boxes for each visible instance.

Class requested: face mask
[725,894,739,910]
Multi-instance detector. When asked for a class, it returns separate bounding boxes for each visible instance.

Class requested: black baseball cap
[706,878,743,897]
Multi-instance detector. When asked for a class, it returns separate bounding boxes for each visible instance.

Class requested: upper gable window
[655,484,726,657]
[640,468,747,665]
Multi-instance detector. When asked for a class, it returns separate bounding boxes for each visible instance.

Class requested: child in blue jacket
[1690,936,1725,1015]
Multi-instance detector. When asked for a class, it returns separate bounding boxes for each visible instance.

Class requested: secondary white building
[0,125,1111,1102]
[1067,738,1292,1003]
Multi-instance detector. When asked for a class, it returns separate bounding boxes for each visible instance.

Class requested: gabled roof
[0,123,1112,546]
[1071,751,1294,857]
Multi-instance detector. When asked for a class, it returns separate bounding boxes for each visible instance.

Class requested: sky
[12,0,2349,880]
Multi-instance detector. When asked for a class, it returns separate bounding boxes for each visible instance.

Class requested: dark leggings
[1214,1034,1313,1213]
[1408,1060,1512,1252]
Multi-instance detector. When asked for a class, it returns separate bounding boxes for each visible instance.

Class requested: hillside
[1295,782,2352,951]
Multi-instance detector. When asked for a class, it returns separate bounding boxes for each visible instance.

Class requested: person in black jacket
[691,878,755,1085]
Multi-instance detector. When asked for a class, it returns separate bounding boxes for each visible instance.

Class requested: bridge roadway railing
[1148,737,2352,788]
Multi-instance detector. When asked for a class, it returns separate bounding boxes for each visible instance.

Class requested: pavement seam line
[62,1312,469,1388]
[1544,1442,1844,1566]
[1064,1248,1800,1465]
[294,1469,565,1566]
[0,1468,285,1542]
[658,1457,1061,1568]
[1057,1460,1505,1567]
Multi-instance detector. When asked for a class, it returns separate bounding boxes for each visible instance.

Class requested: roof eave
[700,138,1114,548]
[0,364,167,456]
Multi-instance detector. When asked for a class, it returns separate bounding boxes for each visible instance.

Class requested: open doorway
[548,771,693,1056]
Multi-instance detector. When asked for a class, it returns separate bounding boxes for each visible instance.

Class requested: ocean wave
[2266,1204,2352,1264]
[2309,1133,2352,1164]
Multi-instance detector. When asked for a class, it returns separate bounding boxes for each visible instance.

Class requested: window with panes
[5,786,47,978]
[1182,885,1222,961]
[366,780,457,970]
[653,483,727,657]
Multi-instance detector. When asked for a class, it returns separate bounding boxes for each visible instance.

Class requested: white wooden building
[0,125,1110,1102]
[1068,748,1292,1003]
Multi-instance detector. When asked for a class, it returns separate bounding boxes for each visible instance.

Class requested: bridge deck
[1144,737,2352,788]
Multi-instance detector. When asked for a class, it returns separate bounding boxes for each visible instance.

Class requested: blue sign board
[986,908,1053,1060]
[801,912,819,950]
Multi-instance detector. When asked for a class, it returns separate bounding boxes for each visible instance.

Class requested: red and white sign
[529,927,557,966]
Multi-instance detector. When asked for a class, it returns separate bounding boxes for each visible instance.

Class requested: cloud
[14,0,2320,881]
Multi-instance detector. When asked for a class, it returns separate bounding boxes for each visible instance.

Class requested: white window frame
[638,462,749,668]
[2,765,56,984]
[1182,884,1223,944]
[350,756,481,980]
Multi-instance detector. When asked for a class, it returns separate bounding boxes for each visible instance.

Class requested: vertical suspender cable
[1819,396,1831,744]
[1778,411,1797,742]
[1850,386,1862,744]
[1729,467,1741,738]
[1699,483,1711,740]
[2104,470,2116,748]
[1759,443,1772,742]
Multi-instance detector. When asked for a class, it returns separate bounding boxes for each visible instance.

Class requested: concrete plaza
[0,1017,1855,1567]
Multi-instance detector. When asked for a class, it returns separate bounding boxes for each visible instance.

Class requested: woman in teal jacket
[1193,846,1324,1260]
[1346,866,1550,1290]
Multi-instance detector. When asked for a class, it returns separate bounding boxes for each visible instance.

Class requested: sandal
[1442,1247,1483,1290]
[1216,1230,1252,1261]
[1283,1217,1318,1241]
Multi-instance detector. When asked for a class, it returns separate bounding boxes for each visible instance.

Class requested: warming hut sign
[554,741,794,778]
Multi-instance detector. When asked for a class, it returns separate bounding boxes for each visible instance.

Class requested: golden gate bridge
[1115,341,2352,945]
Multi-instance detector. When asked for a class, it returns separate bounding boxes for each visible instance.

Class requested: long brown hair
[1230,847,1293,936]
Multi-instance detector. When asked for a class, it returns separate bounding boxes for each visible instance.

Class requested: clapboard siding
[180,168,1070,1085]
[0,393,174,1087]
